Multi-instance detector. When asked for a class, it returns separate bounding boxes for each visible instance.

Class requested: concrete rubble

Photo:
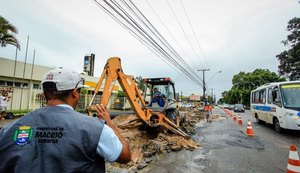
[106,108,209,172]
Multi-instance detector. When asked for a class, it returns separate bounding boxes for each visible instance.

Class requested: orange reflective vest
[204,105,212,112]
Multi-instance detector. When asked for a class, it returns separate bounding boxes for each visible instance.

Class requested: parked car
[233,104,245,112]
[179,102,194,108]
[228,104,235,110]
[222,104,229,109]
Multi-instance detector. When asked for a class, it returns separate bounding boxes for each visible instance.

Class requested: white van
[250,81,300,132]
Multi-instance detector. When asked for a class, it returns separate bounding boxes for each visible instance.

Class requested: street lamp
[197,70,222,104]
[206,71,221,104]
[206,70,222,84]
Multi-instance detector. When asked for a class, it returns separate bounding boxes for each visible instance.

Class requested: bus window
[259,89,266,104]
[267,88,272,104]
[255,91,260,103]
[272,87,282,107]
[251,92,255,103]
[281,84,300,109]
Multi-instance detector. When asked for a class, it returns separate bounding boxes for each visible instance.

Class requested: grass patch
[10,109,32,115]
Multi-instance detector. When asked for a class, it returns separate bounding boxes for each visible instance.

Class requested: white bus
[250,81,300,132]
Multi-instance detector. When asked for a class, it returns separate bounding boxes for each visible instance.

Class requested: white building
[0,57,121,111]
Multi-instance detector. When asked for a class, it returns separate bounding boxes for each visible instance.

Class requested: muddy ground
[106,108,225,172]
[0,108,225,172]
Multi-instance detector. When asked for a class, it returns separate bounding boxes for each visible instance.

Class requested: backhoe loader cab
[143,77,181,125]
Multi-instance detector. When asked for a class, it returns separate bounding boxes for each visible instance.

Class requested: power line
[145,0,190,63]
[112,0,199,82]
[179,0,209,69]
[123,0,201,82]
[93,0,177,70]
[166,0,203,70]
[93,0,204,87]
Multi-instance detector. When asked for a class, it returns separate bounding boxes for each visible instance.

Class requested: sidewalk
[0,118,18,128]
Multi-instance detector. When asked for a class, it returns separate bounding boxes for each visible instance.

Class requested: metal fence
[76,93,133,112]
[32,93,135,112]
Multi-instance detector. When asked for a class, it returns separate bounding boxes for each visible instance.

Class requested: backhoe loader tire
[180,115,186,126]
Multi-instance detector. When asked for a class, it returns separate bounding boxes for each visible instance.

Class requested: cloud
[0,0,299,100]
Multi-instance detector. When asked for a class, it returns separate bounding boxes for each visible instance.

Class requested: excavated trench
[106,108,205,172]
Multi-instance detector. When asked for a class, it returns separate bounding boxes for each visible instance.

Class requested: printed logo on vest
[13,126,33,145]
[34,127,64,144]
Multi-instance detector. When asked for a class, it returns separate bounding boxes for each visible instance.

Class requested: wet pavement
[145,108,300,173]
[1,108,299,173]
[0,118,18,129]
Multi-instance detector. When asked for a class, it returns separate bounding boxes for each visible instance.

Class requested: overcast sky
[1,0,300,100]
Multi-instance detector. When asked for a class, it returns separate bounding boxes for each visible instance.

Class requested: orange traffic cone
[233,114,237,121]
[287,145,300,173]
[237,115,243,125]
[246,120,254,136]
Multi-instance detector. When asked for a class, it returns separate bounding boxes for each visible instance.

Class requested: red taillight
[165,77,170,81]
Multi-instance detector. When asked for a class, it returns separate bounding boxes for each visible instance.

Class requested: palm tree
[0,15,20,49]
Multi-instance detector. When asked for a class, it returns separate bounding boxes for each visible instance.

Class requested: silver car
[233,104,245,113]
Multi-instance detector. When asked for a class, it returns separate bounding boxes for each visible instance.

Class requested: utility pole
[198,69,210,103]
[181,91,182,102]
[211,88,214,104]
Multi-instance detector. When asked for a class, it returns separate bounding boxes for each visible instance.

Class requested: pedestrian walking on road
[0,67,131,173]
[204,103,212,122]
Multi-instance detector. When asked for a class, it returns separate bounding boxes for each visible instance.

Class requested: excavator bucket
[155,113,189,137]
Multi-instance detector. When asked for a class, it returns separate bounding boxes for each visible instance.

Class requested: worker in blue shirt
[150,87,164,107]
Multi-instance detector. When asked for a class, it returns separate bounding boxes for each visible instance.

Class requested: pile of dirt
[106,110,205,172]
[181,109,206,134]
[211,114,227,121]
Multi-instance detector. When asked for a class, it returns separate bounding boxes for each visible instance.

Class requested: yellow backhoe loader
[87,57,188,137]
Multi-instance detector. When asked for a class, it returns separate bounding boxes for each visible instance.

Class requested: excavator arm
[88,57,188,137]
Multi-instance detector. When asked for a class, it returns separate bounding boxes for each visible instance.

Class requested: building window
[33,84,40,89]
[7,81,13,86]
[22,83,29,88]
[0,80,5,86]
[14,82,21,87]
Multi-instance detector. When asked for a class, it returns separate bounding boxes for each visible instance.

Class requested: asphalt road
[0,118,18,129]
[1,108,299,173]
[145,108,300,173]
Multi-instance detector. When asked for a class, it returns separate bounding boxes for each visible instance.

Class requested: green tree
[276,17,300,80]
[117,90,125,97]
[221,69,285,106]
[135,76,145,91]
[218,91,228,104]
[0,16,20,49]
